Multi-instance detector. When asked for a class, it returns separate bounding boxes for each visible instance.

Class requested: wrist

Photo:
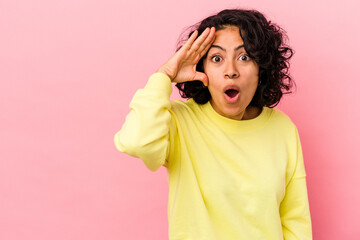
[156,66,174,80]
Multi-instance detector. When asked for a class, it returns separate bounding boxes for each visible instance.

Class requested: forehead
[212,26,244,47]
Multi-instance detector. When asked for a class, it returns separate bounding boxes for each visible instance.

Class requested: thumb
[193,72,209,87]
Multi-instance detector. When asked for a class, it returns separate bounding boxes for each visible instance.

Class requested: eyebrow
[209,44,244,52]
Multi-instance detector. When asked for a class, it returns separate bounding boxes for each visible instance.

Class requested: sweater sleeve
[113,72,174,171]
[280,129,313,239]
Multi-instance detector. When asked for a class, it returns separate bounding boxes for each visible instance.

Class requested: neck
[242,106,262,120]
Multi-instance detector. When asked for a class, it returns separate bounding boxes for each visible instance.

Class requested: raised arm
[114,27,215,171]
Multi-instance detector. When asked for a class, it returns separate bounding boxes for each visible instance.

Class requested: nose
[224,60,239,79]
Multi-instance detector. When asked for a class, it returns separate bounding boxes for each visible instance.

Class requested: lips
[224,86,239,103]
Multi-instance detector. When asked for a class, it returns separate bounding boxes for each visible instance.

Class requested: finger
[199,27,216,56]
[189,27,211,52]
[193,72,209,87]
[192,27,215,61]
[181,30,199,51]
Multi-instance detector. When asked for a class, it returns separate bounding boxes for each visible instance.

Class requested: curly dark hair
[175,9,295,107]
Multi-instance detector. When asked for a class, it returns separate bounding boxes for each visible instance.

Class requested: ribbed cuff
[145,72,173,97]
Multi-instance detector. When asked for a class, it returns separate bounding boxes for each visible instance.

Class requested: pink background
[1,0,359,239]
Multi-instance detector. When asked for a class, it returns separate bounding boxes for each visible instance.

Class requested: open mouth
[225,89,239,98]
[224,88,239,103]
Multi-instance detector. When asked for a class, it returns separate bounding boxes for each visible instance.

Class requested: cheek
[205,70,221,87]
[243,69,259,85]
[207,78,223,99]
[244,80,259,95]
[204,64,215,77]
[208,81,221,97]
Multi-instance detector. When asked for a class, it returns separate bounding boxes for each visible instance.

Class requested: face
[203,26,259,120]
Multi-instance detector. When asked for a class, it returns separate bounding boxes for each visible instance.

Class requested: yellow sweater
[114,72,312,240]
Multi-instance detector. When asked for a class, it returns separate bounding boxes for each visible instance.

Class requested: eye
[210,55,222,63]
[239,54,250,61]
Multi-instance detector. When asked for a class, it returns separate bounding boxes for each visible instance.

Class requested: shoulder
[269,108,296,127]
[170,98,200,114]
[266,107,299,137]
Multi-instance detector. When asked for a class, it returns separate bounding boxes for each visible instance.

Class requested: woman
[114,9,312,240]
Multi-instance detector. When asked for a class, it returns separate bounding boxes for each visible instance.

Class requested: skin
[157,27,216,85]
[157,25,261,121]
[203,26,261,120]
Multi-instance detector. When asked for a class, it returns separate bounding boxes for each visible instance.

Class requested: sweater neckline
[200,101,273,132]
